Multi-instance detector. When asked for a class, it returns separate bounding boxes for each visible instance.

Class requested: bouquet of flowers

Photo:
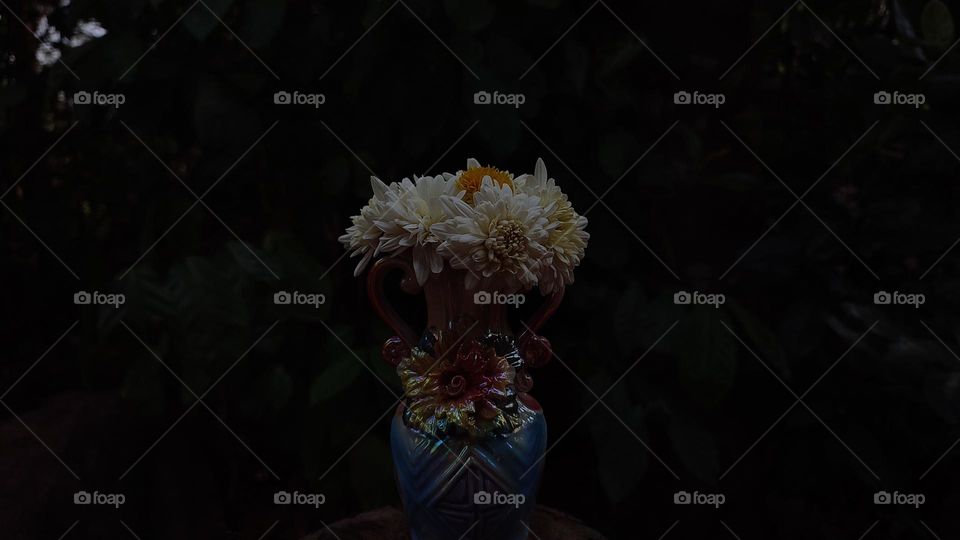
[339,158,589,294]
[341,158,588,437]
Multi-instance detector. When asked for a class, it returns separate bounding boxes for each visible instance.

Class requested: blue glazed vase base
[391,405,547,540]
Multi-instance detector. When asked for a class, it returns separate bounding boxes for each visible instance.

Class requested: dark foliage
[2,0,960,538]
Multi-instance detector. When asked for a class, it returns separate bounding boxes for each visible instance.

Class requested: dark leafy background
[2,0,960,538]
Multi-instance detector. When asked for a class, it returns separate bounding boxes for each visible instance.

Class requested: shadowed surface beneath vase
[302,506,607,540]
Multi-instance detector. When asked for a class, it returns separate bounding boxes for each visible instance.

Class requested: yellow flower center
[456,166,514,204]
[488,219,527,262]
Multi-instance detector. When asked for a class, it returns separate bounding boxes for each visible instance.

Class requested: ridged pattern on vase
[391,407,547,540]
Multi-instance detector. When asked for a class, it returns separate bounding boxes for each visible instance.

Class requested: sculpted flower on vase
[398,335,519,438]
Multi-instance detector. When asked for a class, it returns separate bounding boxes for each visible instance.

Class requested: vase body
[369,262,561,540]
[391,395,547,540]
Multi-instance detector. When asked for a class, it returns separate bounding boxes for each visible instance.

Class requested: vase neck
[422,270,511,339]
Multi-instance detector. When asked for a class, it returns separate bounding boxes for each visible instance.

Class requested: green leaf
[309,356,364,404]
[727,301,789,378]
[184,0,235,41]
[0,82,27,106]
[612,281,647,355]
[193,77,261,148]
[320,155,350,196]
[121,358,165,417]
[348,435,395,507]
[591,407,647,502]
[673,308,737,405]
[226,241,276,282]
[922,0,955,49]
[598,130,640,178]
[258,364,293,412]
[563,41,589,93]
[239,0,287,49]
[444,0,496,34]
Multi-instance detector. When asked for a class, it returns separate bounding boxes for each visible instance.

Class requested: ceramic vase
[367,258,561,540]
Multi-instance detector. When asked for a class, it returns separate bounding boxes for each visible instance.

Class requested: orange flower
[455,164,514,204]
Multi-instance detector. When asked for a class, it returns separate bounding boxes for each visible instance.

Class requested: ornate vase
[368,257,562,540]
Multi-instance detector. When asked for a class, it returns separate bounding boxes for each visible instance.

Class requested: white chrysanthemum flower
[338,176,394,276]
[340,158,587,294]
[433,180,553,292]
[374,175,459,285]
[522,158,589,293]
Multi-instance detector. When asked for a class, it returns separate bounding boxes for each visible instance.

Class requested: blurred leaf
[227,241,277,282]
[634,291,685,350]
[309,356,364,404]
[184,0,235,41]
[597,38,642,78]
[169,254,250,328]
[193,77,261,148]
[121,357,165,417]
[96,299,128,336]
[486,36,535,80]
[667,416,718,484]
[527,0,561,8]
[239,0,286,49]
[925,370,960,424]
[257,364,293,412]
[563,41,589,93]
[708,173,763,192]
[674,308,737,405]
[320,155,350,196]
[443,0,496,34]
[348,435,395,508]
[478,115,521,158]
[0,83,27,106]
[598,130,640,178]
[727,301,789,378]
[591,407,647,502]
[613,281,644,354]
[922,0,955,49]
[361,0,395,26]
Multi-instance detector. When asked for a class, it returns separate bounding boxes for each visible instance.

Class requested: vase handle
[367,257,422,347]
[518,288,564,344]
